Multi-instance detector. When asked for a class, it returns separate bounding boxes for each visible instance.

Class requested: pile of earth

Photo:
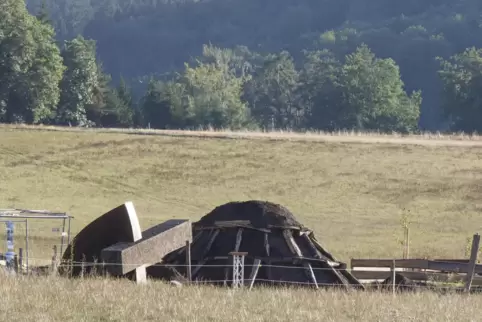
[193,200,306,230]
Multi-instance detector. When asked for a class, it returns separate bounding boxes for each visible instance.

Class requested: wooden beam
[351,259,429,269]
[186,240,192,282]
[351,270,482,285]
[351,258,482,273]
[264,233,270,256]
[464,234,480,292]
[234,228,243,252]
[427,260,482,274]
[283,230,303,257]
[247,259,262,290]
[194,226,271,233]
[214,220,251,226]
[201,229,220,258]
[304,263,318,289]
[302,234,323,259]
[191,259,207,279]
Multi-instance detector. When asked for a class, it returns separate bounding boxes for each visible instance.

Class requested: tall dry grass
[0,273,480,322]
[1,124,482,321]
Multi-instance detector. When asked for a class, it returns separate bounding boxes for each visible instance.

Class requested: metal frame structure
[0,209,73,272]
[229,251,247,288]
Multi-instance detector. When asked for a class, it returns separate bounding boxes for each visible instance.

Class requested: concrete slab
[101,219,192,276]
[59,202,145,282]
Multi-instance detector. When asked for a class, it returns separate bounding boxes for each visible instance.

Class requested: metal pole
[5,221,15,271]
[186,240,192,282]
[230,252,247,289]
[60,218,66,256]
[25,218,29,273]
[67,216,72,246]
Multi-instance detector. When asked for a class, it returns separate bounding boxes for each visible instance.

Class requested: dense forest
[2,0,482,132]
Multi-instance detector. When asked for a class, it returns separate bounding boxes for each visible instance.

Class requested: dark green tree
[0,0,64,124]
[56,36,99,126]
[244,51,301,129]
[438,47,482,132]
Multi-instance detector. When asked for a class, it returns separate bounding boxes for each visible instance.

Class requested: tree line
[2,1,482,133]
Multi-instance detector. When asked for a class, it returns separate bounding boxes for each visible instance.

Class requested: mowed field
[1,124,482,321]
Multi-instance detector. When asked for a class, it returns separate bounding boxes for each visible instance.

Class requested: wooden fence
[350,233,482,292]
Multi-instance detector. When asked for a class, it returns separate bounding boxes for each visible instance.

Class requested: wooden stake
[185,240,192,282]
[247,259,262,290]
[234,228,243,252]
[51,245,58,275]
[391,260,396,295]
[305,263,319,289]
[14,254,18,273]
[405,227,410,259]
[264,233,270,256]
[18,248,23,272]
[464,233,480,293]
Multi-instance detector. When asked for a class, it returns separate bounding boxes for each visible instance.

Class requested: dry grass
[0,274,479,322]
[1,124,482,321]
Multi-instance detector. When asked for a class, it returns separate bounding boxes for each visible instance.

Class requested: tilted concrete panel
[59,202,145,282]
[101,219,192,276]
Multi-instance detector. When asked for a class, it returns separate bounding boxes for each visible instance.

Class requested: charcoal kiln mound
[377,273,421,292]
[147,200,364,289]
[194,200,305,230]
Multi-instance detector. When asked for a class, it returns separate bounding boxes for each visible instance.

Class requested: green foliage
[140,79,179,129]
[438,47,482,132]
[3,0,482,132]
[180,59,252,129]
[338,45,420,132]
[57,36,99,126]
[0,0,64,124]
[244,51,300,129]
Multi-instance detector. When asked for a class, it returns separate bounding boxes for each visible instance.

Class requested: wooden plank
[351,259,429,269]
[214,220,251,226]
[427,260,482,274]
[191,259,207,279]
[234,228,243,252]
[305,263,318,289]
[195,225,271,233]
[202,229,219,258]
[302,234,323,259]
[186,240,192,282]
[391,260,396,295]
[247,259,262,290]
[264,233,270,256]
[18,248,23,270]
[283,230,303,257]
[464,234,480,292]
[351,270,482,285]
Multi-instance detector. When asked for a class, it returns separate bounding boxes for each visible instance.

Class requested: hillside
[2,126,482,319]
[24,0,482,130]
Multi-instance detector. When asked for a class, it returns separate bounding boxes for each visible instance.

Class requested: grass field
[1,124,482,321]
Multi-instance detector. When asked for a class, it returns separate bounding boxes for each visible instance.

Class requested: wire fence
[1,255,479,293]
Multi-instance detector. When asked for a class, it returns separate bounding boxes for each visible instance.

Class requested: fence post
[186,240,192,282]
[405,227,410,260]
[51,245,58,275]
[18,248,23,273]
[464,233,480,293]
[391,259,396,295]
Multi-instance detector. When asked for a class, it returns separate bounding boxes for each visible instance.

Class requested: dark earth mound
[194,200,305,229]
[380,273,419,292]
